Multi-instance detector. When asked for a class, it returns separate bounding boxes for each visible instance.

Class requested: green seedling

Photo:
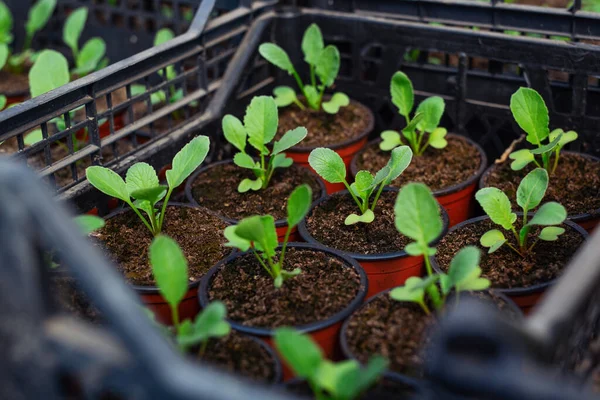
[224,184,312,288]
[63,7,108,76]
[379,71,447,156]
[73,214,105,235]
[223,95,307,192]
[275,327,388,400]
[86,135,210,236]
[476,168,567,257]
[149,235,230,355]
[259,23,349,114]
[0,0,56,73]
[309,145,413,225]
[508,87,578,175]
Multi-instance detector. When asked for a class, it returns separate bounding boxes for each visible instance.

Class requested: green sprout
[259,23,349,114]
[379,71,447,156]
[85,135,210,236]
[508,87,578,175]
[223,184,312,288]
[63,7,108,76]
[476,168,567,257]
[309,145,413,225]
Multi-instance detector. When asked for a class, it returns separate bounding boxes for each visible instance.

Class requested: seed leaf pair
[309,146,413,225]
[260,23,349,114]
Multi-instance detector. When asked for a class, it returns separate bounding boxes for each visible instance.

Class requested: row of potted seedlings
[69,23,596,398]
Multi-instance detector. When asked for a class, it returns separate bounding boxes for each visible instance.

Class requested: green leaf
[510,87,550,145]
[394,182,443,247]
[223,225,251,252]
[0,94,6,110]
[351,357,388,398]
[554,129,578,148]
[390,276,426,303]
[304,85,320,109]
[351,170,374,201]
[149,235,188,311]
[287,184,312,228]
[475,187,516,230]
[177,301,231,347]
[529,132,562,155]
[73,215,105,235]
[447,246,481,294]
[74,37,106,75]
[26,0,56,40]
[29,50,70,98]
[238,178,262,193]
[63,7,87,56]
[315,45,340,88]
[134,199,154,220]
[372,145,413,187]
[24,129,43,146]
[166,135,210,189]
[415,96,445,132]
[274,328,323,379]
[316,360,360,399]
[454,267,490,292]
[233,153,258,170]
[259,43,295,74]
[344,209,375,225]
[244,96,279,152]
[235,215,278,258]
[0,2,13,45]
[86,166,130,202]
[404,242,424,256]
[509,149,535,171]
[222,114,246,152]
[301,23,324,65]
[0,43,8,71]
[272,127,307,155]
[428,127,448,149]
[538,226,565,241]
[308,147,347,184]
[379,130,402,151]
[528,202,566,226]
[516,168,548,212]
[480,229,507,253]
[271,153,293,169]
[390,71,414,118]
[130,186,167,205]
[273,86,297,108]
[154,28,175,46]
[322,92,349,114]
[126,162,159,195]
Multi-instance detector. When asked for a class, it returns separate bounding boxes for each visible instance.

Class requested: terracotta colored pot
[297,188,450,299]
[430,215,588,314]
[350,134,487,228]
[6,92,28,107]
[185,159,326,241]
[479,151,600,234]
[198,242,368,380]
[284,99,375,194]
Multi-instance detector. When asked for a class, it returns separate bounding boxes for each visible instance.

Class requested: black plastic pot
[430,214,589,313]
[297,187,450,298]
[236,334,284,384]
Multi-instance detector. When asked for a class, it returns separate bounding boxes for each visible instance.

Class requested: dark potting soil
[190,163,323,221]
[285,377,418,399]
[208,248,361,328]
[483,153,600,216]
[355,135,481,192]
[0,70,29,96]
[435,218,585,289]
[304,191,409,254]
[344,291,518,376]
[51,274,102,323]
[277,101,372,148]
[197,332,278,383]
[96,206,229,286]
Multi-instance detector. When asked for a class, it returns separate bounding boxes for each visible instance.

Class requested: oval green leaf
[510,87,550,145]
[259,43,295,74]
[166,135,210,189]
[516,168,548,212]
[390,71,414,118]
[29,50,70,98]
[222,114,247,152]
[415,96,445,133]
[272,127,307,155]
[244,95,279,151]
[315,45,340,88]
[528,202,566,226]
[475,187,516,230]
[308,147,347,184]
[86,166,130,202]
[301,23,324,65]
[538,226,565,241]
[394,182,442,246]
[63,7,87,55]
[149,235,188,311]
[287,184,313,228]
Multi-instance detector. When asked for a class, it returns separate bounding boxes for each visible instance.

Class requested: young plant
[86,135,210,236]
[275,327,387,400]
[309,145,413,225]
[259,23,349,114]
[223,95,307,192]
[149,234,230,355]
[63,7,108,76]
[508,87,578,175]
[475,168,567,257]
[379,71,447,156]
[223,184,312,288]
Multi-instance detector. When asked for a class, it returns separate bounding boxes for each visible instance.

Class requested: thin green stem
[127,201,155,234]
[532,158,542,168]
[149,205,158,232]
[292,98,306,110]
[541,152,550,172]
[23,34,33,53]
[316,84,326,110]
[252,249,274,279]
[310,64,316,87]
[419,301,431,315]
[528,238,539,253]
[423,251,434,276]
[522,210,528,227]
[291,69,306,96]
[551,150,560,175]
[415,131,425,155]
[157,187,174,233]
[342,180,363,212]
[171,305,180,328]
[505,242,523,257]
[511,227,520,245]
[370,183,386,212]
[198,340,209,359]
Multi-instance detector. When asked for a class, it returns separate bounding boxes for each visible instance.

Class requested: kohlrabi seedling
[223,95,307,192]
[86,135,210,236]
[476,168,567,257]
[149,235,230,355]
[508,87,578,174]
[275,327,388,400]
[259,23,349,114]
[379,71,447,156]
[63,7,108,76]
[224,184,312,288]
[309,145,413,225]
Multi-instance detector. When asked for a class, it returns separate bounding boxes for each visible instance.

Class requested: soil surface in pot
[277,102,371,148]
[96,206,228,286]
[483,153,600,216]
[305,191,408,254]
[190,163,323,221]
[0,70,29,96]
[285,377,417,399]
[355,135,481,191]
[435,218,585,289]
[208,248,361,328]
[344,291,518,377]
[195,332,278,383]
